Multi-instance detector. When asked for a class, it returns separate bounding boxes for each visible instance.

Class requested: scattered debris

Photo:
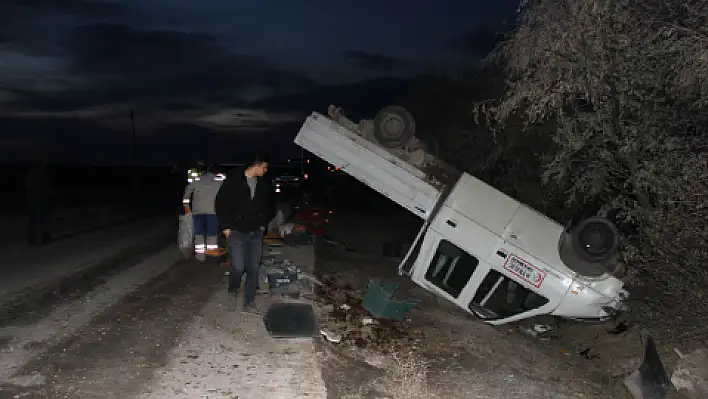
[520,326,540,338]
[315,277,425,355]
[578,347,599,360]
[534,324,551,334]
[607,321,631,335]
[320,329,342,344]
[670,349,708,399]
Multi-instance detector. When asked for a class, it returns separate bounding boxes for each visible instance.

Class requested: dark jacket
[215,167,274,233]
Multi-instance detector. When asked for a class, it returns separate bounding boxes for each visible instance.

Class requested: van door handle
[446,219,457,228]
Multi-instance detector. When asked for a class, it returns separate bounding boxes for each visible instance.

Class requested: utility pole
[130,109,137,161]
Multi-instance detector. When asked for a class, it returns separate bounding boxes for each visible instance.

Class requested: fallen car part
[362,279,421,322]
[263,302,319,338]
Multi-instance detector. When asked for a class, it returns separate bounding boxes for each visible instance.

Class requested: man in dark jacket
[215,151,273,314]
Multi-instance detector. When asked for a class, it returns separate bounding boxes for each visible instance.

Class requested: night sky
[0,0,517,165]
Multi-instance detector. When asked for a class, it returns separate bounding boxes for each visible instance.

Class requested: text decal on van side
[503,254,547,288]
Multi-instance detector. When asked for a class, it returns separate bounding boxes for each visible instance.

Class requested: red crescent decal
[502,253,547,289]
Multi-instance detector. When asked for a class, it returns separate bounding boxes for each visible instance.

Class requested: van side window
[469,270,549,319]
[425,240,479,298]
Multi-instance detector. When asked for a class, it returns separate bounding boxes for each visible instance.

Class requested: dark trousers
[226,229,264,306]
[193,213,219,262]
[28,201,50,246]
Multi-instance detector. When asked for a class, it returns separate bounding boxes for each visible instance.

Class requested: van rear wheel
[373,105,416,148]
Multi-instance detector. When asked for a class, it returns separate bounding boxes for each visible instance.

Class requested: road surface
[0,216,326,398]
[0,203,163,253]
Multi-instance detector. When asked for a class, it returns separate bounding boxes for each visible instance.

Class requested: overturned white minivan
[294,105,629,325]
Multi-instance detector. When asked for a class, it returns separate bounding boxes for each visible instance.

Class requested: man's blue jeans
[226,229,263,306]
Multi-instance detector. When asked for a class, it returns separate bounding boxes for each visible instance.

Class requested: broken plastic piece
[362,279,421,321]
[320,329,342,343]
[533,324,551,333]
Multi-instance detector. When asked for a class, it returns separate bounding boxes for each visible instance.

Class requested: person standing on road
[26,156,51,246]
[215,151,273,314]
[183,165,223,262]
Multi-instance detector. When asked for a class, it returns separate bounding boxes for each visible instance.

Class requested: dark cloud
[0,0,517,164]
[344,50,411,72]
[65,24,315,104]
[253,77,412,119]
[4,23,317,110]
[448,27,504,57]
[0,1,129,55]
[3,0,126,16]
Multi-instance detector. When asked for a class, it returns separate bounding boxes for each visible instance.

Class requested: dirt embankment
[312,207,655,398]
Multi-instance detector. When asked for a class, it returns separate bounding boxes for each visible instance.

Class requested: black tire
[570,217,621,263]
[373,105,416,148]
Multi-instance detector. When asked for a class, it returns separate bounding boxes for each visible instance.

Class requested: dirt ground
[311,201,695,398]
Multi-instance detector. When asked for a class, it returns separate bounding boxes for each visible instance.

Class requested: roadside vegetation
[404,0,708,345]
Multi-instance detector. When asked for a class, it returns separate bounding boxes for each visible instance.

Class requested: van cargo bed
[294,112,454,219]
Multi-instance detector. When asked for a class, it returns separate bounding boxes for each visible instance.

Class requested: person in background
[215,151,273,314]
[183,164,223,262]
[26,156,51,246]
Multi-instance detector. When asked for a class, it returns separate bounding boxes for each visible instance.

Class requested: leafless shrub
[475,0,708,342]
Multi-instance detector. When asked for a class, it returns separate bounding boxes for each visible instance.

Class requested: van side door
[467,243,569,325]
[409,204,497,311]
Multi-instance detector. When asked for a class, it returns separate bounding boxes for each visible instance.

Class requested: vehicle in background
[213,162,307,194]
[272,164,304,193]
[293,207,332,236]
[294,104,628,326]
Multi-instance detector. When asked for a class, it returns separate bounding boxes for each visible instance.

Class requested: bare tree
[478,0,708,341]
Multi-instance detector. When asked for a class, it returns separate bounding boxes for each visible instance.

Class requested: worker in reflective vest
[182,165,223,262]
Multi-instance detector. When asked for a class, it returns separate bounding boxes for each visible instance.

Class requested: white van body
[295,111,628,325]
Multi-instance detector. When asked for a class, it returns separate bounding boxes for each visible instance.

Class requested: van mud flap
[623,332,674,399]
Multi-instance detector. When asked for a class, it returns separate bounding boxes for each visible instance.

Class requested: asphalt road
[0,216,326,399]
